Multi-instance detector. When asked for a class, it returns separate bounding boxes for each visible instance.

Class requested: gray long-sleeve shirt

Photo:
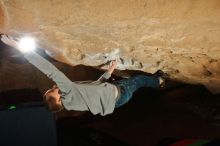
[24,52,117,116]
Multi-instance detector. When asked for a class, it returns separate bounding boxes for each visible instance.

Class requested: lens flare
[18,37,36,53]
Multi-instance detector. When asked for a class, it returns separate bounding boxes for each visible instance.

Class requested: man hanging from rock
[1,35,166,116]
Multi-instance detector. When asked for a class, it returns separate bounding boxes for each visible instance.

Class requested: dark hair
[43,94,63,113]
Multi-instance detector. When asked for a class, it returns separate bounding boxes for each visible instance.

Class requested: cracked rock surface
[0,0,220,93]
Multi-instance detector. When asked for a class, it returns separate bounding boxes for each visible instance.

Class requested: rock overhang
[0,0,220,93]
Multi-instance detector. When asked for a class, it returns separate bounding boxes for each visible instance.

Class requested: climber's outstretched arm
[1,35,72,94]
[97,60,117,83]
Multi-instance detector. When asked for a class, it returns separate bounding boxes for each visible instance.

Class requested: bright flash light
[18,37,36,53]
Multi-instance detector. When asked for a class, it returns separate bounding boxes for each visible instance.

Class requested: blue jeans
[113,75,160,108]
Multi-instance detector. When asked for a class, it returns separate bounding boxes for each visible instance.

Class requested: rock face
[0,0,220,93]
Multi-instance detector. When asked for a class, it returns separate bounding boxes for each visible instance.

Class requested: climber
[1,35,166,116]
